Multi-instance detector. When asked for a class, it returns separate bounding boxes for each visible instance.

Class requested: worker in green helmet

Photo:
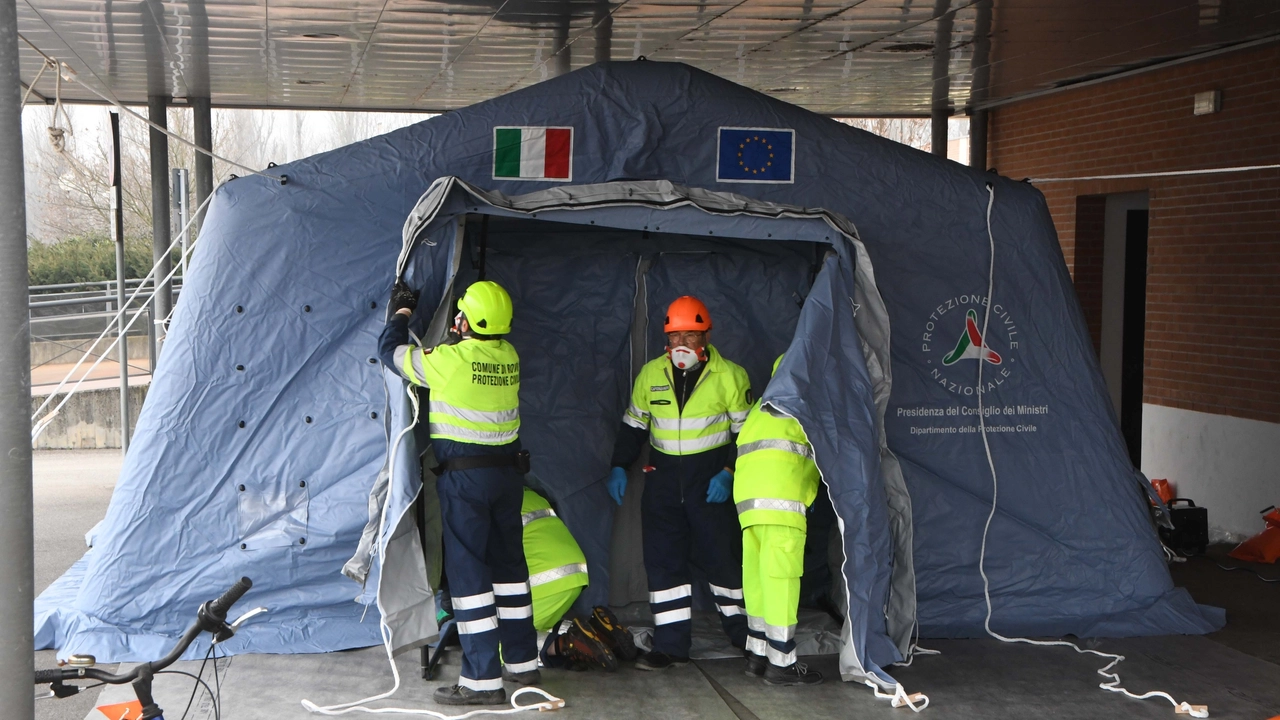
[735,354,824,686]
[378,279,537,706]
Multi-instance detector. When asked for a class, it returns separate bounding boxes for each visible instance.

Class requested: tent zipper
[665,366,684,504]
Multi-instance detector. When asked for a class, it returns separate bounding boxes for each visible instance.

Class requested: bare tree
[837,118,933,152]
[23,105,435,244]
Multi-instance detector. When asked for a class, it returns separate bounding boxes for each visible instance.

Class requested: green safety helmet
[458,280,514,335]
[772,353,785,377]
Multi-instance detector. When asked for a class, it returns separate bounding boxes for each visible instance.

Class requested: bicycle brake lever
[227,606,269,633]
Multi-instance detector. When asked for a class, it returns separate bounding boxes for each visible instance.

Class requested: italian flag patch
[493,127,573,181]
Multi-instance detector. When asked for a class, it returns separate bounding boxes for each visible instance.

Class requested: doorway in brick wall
[1099,192,1149,466]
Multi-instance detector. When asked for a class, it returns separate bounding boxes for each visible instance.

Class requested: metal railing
[29,280,183,310]
[27,278,183,375]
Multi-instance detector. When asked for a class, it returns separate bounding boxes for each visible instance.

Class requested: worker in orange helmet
[607,295,753,670]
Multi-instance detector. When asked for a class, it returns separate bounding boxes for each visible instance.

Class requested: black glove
[389,281,418,315]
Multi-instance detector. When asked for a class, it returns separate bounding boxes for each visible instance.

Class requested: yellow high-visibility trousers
[533,585,582,632]
[742,524,805,668]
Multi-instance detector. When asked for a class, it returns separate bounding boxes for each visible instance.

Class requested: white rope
[864,679,929,712]
[1030,163,1280,184]
[46,56,72,152]
[301,386,565,718]
[20,58,52,108]
[29,190,215,438]
[975,183,1208,719]
[17,33,286,184]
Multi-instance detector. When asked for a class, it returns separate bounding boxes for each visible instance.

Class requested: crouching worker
[736,354,823,686]
[522,487,639,671]
[379,280,538,706]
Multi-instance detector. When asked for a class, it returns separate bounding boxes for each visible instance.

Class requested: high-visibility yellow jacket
[393,338,520,445]
[521,488,589,600]
[732,401,821,531]
[623,345,752,456]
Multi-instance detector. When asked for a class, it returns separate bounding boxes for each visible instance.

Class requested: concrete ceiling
[15,0,1280,114]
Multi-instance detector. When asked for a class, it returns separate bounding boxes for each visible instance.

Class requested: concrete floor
[33,449,122,720]
[32,450,1280,720]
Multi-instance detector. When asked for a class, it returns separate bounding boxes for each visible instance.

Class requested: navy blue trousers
[436,462,538,691]
[641,467,748,656]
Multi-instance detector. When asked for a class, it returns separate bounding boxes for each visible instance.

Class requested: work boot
[635,651,689,671]
[560,617,618,671]
[763,662,823,686]
[502,666,542,685]
[743,652,767,677]
[433,685,507,705]
[588,606,639,662]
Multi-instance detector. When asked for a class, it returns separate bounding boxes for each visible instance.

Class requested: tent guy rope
[16,33,287,184]
[975,183,1208,719]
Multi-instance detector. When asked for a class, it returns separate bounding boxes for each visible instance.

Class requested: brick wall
[988,42,1280,424]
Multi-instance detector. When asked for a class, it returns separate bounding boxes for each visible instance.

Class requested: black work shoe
[635,651,690,671]
[588,606,639,662]
[744,652,767,677]
[502,667,542,685]
[764,662,824,686]
[434,684,507,705]
[561,618,618,672]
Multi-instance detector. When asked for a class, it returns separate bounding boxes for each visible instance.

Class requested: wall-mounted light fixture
[1193,90,1221,116]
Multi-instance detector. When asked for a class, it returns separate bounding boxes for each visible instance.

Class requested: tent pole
[477,215,489,281]
[0,0,36,714]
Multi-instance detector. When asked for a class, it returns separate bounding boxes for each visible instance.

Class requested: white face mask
[668,345,703,371]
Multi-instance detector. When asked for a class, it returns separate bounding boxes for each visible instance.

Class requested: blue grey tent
[36,61,1222,692]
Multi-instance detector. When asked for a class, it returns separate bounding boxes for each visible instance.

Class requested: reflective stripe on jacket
[623,345,752,457]
[393,338,520,445]
[732,401,820,530]
[521,488,589,599]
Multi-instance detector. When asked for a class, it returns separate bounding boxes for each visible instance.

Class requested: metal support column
[553,16,571,77]
[110,110,130,452]
[930,0,954,158]
[969,108,988,170]
[0,0,36,713]
[968,0,992,170]
[148,95,172,351]
[594,2,613,63]
[192,97,213,230]
[172,167,189,281]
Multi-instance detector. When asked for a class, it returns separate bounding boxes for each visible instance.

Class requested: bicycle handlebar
[208,577,252,620]
[36,578,253,688]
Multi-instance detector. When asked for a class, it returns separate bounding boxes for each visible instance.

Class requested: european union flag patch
[716,127,795,183]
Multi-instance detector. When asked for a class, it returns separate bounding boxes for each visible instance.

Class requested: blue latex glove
[706,469,733,504]
[607,467,628,506]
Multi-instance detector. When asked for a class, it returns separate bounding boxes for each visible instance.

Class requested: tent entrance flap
[379,177,910,683]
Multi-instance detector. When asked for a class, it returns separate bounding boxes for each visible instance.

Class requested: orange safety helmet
[664,296,712,333]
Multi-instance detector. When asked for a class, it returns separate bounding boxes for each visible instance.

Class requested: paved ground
[33,450,122,720]
[32,450,1280,720]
